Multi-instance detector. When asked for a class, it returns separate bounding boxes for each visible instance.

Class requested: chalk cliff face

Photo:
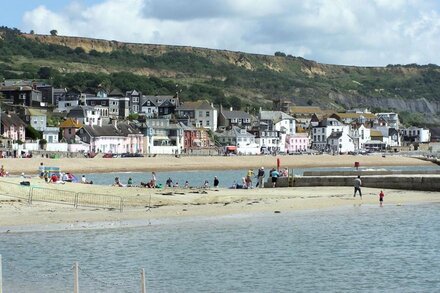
[20,34,440,123]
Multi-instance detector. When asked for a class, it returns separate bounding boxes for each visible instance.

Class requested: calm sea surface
[84,165,440,187]
[2,203,440,292]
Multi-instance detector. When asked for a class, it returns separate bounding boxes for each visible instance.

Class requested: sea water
[1,203,440,292]
[84,165,440,187]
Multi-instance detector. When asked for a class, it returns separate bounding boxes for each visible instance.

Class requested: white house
[312,118,349,152]
[327,131,355,154]
[351,124,371,150]
[67,105,102,127]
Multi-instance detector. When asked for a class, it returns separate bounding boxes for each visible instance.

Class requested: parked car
[103,153,114,158]
[121,153,144,158]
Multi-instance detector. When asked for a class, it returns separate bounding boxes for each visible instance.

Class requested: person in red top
[379,190,385,207]
[49,173,58,183]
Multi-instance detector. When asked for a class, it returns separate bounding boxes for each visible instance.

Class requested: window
[206,111,210,117]
[206,120,210,126]
[313,129,316,134]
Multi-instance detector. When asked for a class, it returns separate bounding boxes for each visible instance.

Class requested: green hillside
[1,26,439,126]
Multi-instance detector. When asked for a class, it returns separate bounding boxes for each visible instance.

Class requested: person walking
[271,169,279,188]
[379,190,385,207]
[354,175,362,198]
[257,167,265,188]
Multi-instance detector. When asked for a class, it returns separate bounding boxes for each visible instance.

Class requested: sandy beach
[1,175,439,231]
[0,154,433,175]
[0,154,438,231]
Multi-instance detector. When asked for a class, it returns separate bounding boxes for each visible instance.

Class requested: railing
[0,180,123,212]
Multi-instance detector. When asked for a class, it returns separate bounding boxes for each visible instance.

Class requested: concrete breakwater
[268,175,440,191]
[303,170,440,176]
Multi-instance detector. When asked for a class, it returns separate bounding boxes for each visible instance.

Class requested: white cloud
[21,0,440,66]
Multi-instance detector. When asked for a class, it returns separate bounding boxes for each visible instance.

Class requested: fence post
[74,261,79,293]
[28,187,33,205]
[141,268,146,293]
[74,193,79,208]
[0,254,2,293]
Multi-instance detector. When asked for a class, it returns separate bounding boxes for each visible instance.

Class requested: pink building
[286,133,310,153]
[1,112,26,142]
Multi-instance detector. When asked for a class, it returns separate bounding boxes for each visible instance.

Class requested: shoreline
[0,154,433,175]
[1,184,439,232]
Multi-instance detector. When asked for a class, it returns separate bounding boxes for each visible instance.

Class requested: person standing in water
[379,190,385,207]
[353,175,362,198]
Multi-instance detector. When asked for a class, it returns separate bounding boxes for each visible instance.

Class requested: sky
[2,0,440,66]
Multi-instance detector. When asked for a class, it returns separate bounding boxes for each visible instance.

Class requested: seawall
[266,175,440,191]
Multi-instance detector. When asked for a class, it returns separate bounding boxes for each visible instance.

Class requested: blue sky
[2,0,440,66]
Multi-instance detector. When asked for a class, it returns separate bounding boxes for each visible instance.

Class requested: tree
[50,29,58,36]
[229,96,242,110]
[39,138,47,150]
[30,30,35,35]
[274,51,286,57]
[37,67,54,79]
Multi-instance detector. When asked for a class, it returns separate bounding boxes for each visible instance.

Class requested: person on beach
[184,181,189,188]
[246,169,254,188]
[39,162,44,178]
[166,177,173,187]
[113,177,123,187]
[127,177,133,187]
[43,171,49,183]
[203,180,209,188]
[257,167,265,188]
[354,175,362,198]
[0,165,5,176]
[173,182,179,188]
[213,176,219,188]
[379,190,385,207]
[271,169,279,187]
[81,175,87,183]
[151,172,157,188]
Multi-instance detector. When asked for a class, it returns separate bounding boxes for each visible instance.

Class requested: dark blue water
[1,203,440,292]
[84,165,440,188]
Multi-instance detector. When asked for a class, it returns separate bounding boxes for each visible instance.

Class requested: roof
[290,106,323,114]
[370,130,383,137]
[26,108,47,117]
[59,118,83,128]
[1,112,26,128]
[327,131,343,139]
[332,112,377,119]
[260,111,294,123]
[0,85,33,91]
[67,106,96,118]
[108,88,124,97]
[316,118,343,127]
[82,122,141,137]
[178,100,213,110]
[222,110,252,120]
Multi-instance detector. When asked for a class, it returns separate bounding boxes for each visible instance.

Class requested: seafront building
[0,79,435,156]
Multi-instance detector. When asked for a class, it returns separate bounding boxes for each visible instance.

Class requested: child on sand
[379,190,385,207]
